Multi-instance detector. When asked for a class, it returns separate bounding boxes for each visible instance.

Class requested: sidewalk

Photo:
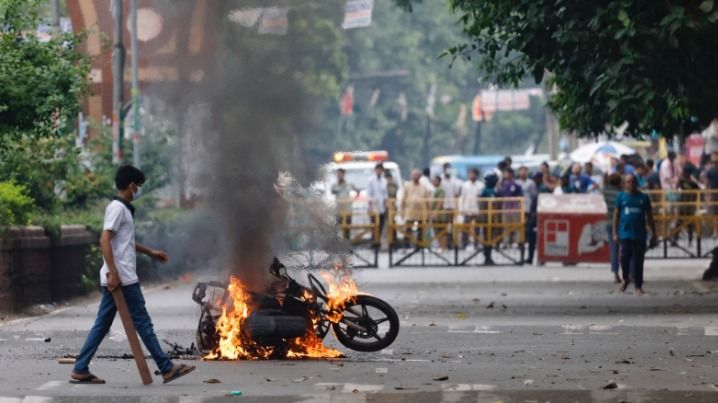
[355,258,711,284]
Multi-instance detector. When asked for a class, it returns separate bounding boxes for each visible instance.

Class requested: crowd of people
[331,150,718,273]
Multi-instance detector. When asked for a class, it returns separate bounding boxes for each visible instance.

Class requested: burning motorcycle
[192,258,399,359]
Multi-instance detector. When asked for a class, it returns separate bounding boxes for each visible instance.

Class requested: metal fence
[645,189,718,259]
[333,190,718,267]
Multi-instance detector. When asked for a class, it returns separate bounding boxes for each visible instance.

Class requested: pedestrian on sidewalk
[70,165,195,384]
[613,173,658,296]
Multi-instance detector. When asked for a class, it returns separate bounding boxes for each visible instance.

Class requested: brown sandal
[69,373,106,384]
[163,364,196,384]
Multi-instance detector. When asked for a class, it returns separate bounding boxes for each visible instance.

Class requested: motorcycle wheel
[331,295,399,352]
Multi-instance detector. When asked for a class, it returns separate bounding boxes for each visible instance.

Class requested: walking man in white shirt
[70,165,195,385]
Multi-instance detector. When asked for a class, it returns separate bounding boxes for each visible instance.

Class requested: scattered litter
[501,304,508,310]
[44,337,51,343]
[523,379,534,386]
[293,376,310,383]
[669,350,675,357]
[203,379,221,384]
[265,378,277,382]
[352,389,359,393]
[58,358,75,364]
[433,376,449,381]
[615,359,632,364]
[395,386,418,390]
[226,391,242,396]
[428,323,437,327]
[685,354,705,358]
[649,368,663,371]
[486,302,495,309]
[602,381,618,390]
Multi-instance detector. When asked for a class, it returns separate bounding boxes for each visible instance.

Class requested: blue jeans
[607,224,619,274]
[73,284,173,375]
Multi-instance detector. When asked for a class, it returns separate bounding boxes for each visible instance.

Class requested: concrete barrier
[0,226,97,312]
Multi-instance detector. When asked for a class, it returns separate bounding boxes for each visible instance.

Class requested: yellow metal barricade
[385,197,525,250]
[452,197,526,248]
[336,207,380,246]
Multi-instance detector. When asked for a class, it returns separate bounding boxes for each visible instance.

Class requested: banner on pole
[342,0,374,30]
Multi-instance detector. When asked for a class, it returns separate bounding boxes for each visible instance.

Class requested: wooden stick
[111,289,153,385]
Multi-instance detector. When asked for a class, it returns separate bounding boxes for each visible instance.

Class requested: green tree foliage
[339,0,477,170]
[0,0,91,149]
[399,0,718,137]
[0,181,34,226]
[337,1,545,170]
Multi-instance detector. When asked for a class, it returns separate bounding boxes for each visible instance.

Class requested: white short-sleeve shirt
[99,200,138,286]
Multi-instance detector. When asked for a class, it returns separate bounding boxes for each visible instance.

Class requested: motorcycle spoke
[361,304,369,319]
[373,317,389,325]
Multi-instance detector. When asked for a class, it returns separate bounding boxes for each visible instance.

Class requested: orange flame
[320,270,359,323]
[206,274,354,360]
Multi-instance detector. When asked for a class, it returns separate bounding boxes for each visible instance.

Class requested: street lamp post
[112,0,125,164]
[130,0,141,168]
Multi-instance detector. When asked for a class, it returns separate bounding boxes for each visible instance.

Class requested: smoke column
[149,1,346,291]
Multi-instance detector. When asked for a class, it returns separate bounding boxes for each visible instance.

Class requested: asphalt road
[1,260,717,402]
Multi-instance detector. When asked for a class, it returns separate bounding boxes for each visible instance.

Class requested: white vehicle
[320,151,404,214]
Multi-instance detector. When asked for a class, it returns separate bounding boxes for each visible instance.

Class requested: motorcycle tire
[332,294,400,352]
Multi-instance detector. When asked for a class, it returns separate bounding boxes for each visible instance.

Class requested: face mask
[132,185,142,200]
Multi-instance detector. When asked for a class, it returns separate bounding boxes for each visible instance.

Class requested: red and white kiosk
[537,194,610,265]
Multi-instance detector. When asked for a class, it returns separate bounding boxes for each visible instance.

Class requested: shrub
[0,181,34,226]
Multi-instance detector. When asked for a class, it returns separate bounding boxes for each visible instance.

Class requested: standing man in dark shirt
[613,174,658,296]
[645,159,662,190]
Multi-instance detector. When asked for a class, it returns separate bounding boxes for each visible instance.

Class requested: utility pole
[51,0,60,30]
[472,121,482,155]
[130,0,141,168]
[112,0,125,164]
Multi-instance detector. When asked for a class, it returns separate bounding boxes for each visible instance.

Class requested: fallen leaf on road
[602,381,618,390]
[265,378,277,382]
[486,302,495,309]
[203,379,221,384]
[352,389,359,393]
[293,376,310,382]
[44,337,51,343]
[433,376,449,381]
[428,323,437,327]
[614,359,632,364]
